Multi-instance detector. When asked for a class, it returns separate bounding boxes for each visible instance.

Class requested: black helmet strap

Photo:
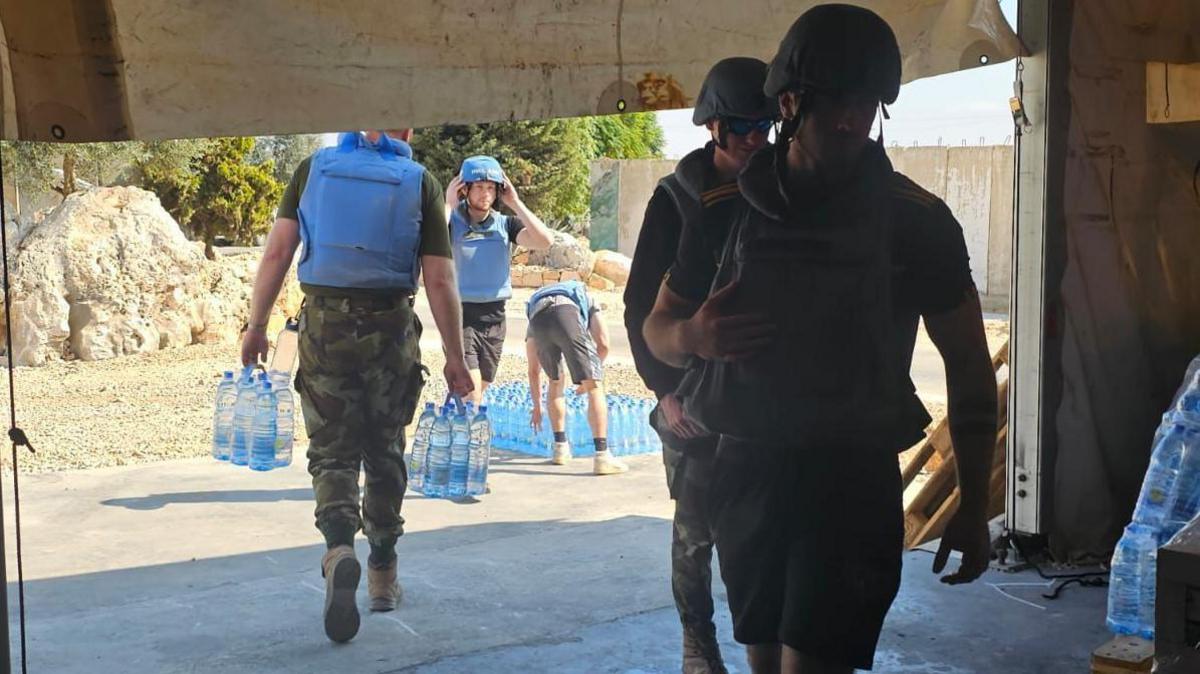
[715,119,730,151]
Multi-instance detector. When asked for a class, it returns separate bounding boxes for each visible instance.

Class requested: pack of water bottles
[408,397,492,498]
[211,366,296,471]
[483,381,661,458]
[211,319,300,472]
[1107,354,1200,639]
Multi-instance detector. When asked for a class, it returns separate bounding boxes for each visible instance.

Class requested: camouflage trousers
[658,409,721,633]
[296,294,427,547]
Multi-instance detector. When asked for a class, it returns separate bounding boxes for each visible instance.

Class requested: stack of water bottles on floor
[1107,354,1200,640]
[211,367,296,471]
[483,381,661,458]
[408,398,492,498]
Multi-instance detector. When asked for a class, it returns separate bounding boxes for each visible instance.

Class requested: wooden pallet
[902,340,1009,549]
[1090,636,1154,673]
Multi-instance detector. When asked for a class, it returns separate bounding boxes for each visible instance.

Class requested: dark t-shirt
[454,204,527,323]
[279,155,452,259]
[624,172,742,399]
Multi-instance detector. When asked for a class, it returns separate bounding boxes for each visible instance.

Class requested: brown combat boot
[682,624,727,674]
[367,559,404,612]
[321,545,361,643]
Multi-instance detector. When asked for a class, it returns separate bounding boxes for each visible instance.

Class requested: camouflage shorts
[295,294,427,544]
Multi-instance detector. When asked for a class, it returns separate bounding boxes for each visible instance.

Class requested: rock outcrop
[4,187,297,366]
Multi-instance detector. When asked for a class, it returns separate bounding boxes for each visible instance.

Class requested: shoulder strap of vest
[708,215,743,295]
[658,175,702,229]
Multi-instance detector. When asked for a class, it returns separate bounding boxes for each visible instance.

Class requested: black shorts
[711,437,904,671]
[528,305,602,385]
[462,308,506,383]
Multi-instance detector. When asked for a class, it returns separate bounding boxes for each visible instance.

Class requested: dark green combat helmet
[692,57,777,125]
[764,4,902,104]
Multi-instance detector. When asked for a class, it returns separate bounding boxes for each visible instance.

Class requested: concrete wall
[588,158,677,258]
[887,145,1014,309]
[589,145,1014,310]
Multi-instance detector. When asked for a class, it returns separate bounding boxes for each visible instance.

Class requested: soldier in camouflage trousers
[297,296,426,567]
[243,130,472,644]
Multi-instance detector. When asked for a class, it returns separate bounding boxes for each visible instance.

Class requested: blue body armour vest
[296,133,424,290]
[450,205,514,303]
[526,280,591,326]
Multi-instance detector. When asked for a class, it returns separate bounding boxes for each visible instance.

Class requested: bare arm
[588,312,611,363]
[241,217,300,365]
[421,255,465,361]
[444,176,463,225]
[643,280,774,367]
[249,218,300,328]
[421,255,474,397]
[502,179,554,250]
[642,283,702,368]
[526,338,543,429]
[925,291,998,583]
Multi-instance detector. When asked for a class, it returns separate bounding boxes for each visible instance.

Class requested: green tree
[251,134,323,183]
[411,118,594,226]
[132,138,211,228]
[136,137,282,258]
[586,113,665,159]
[1,140,141,203]
[1,141,58,212]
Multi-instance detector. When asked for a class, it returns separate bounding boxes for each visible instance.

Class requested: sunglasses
[723,117,776,135]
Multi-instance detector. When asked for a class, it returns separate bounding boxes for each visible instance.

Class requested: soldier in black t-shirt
[624,56,775,674]
[643,7,998,673]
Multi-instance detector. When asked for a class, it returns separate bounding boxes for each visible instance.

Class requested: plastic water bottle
[230,368,258,466]
[408,402,436,492]
[1107,523,1158,638]
[211,371,237,461]
[270,319,300,376]
[1161,416,1200,537]
[270,371,295,468]
[249,380,278,471]
[467,405,492,496]
[1132,416,1189,528]
[425,406,453,498]
[448,403,471,498]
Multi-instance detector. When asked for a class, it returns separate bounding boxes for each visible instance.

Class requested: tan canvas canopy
[0,0,1021,143]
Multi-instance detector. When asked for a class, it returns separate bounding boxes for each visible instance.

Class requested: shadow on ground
[102,488,315,510]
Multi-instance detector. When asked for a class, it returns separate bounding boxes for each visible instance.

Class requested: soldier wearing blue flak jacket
[243,130,473,644]
[445,155,555,406]
[524,280,629,476]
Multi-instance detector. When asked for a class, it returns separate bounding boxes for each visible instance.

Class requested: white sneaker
[593,452,629,475]
[551,442,572,465]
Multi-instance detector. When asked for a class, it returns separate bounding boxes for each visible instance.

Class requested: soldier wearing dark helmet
[644,5,998,673]
[625,56,775,674]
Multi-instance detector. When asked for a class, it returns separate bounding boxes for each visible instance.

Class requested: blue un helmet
[459,156,506,185]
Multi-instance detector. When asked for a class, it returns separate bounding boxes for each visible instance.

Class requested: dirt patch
[1,308,1009,475]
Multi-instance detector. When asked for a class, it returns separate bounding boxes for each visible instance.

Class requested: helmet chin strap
[877,103,889,144]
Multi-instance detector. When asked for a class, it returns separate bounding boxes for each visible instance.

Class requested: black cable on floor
[0,143,34,674]
[1042,576,1108,601]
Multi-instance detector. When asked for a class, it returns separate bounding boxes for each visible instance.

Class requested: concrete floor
[2,449,1108,673]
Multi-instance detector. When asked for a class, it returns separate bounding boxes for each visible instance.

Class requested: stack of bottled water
[1107,355,1200,640]
[409,398,493,498]
[211,366,296,471]
[483,381,660,458]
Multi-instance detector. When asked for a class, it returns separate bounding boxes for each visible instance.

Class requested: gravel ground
[0,287,1009,475]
